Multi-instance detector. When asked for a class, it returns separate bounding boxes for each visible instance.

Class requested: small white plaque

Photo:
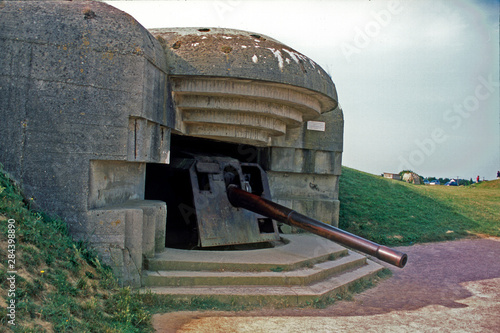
[306,121,326,132]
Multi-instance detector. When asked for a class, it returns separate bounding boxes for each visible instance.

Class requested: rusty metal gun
[148,154,407,268]
[227,184,408,268]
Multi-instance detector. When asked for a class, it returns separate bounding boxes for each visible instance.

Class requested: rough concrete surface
[150,27,338,104]
[152,237,500,332]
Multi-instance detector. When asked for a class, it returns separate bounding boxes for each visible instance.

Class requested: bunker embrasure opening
[145,135,279,249]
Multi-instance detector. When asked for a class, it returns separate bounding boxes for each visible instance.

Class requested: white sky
[104,0,499,180]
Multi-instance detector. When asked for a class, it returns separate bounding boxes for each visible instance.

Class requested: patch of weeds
[46,270,80,297]
[313,296,336,309]
[18,325,47,333]
[105,287,151,329]
[19,245,44,272]
[76,276,89,291]
[270,266,284,272]
[189,297,237,311]
[88,257,118,290]
[347,276,377,296]
[8,273,27,298]
[80,297,103,321]
[328,253,338,261]
[376,268,393,279]
[138,292,247,314]
[40,292,85,331]
[0,268,6,285]
[0,307,7,326]
[24,278,45,298]
[302,293,342,309]
[16,299,40,321]
[53,315,82,332]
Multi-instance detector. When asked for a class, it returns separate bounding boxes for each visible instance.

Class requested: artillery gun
[146,154,407,268]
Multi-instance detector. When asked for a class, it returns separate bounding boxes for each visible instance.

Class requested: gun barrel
[227,185,408,268]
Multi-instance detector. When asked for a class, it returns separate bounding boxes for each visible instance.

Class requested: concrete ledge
[86,199,166,287]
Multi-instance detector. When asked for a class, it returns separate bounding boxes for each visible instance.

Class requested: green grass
[339,167,499,246]
[0,166,154,332]
[415,179,500,236]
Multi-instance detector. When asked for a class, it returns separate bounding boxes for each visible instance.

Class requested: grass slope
[0,167,152,332]
[339,167,499,246]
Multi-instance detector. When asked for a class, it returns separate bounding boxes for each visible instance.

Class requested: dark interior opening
[145,135,273,250]
[145,163,198,249]
[170,134,268,166]
[258,218,275,233]
[196,171,211,192]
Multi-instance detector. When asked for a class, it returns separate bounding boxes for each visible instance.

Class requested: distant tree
[459,179,470,186]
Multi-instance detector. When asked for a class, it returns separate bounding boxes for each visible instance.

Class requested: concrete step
[143,251,367,287]
[145,234,348,272]
[141,260,384,307]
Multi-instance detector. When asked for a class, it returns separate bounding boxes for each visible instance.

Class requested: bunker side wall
[0,0,172,286]
[268,108,344,228]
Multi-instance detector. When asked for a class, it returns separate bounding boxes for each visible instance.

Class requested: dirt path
[153,237,500,332]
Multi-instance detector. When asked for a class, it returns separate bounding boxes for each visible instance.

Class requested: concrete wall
[268,107,344,227]
[0,0,171,286]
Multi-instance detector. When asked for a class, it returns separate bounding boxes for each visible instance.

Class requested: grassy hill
[339,167,500,246]
[0,167,153,332]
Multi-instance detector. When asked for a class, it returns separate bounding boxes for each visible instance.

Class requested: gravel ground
[153,237,500,332]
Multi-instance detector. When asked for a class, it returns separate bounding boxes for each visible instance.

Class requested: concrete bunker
[0,1,353,287]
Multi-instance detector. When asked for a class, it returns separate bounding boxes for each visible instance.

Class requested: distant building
[384,173,401,180]
[402,172,422,185]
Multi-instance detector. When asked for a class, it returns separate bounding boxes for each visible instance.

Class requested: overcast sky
[104,0,499,180]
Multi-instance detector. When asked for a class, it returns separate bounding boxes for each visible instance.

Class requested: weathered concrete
[0,0,171,286]
[152,27,344,230]
[142,234,383,306]
[150,27,337,104]
[87,200,166,286]
[268,106,344,227]
[150,28,339,146]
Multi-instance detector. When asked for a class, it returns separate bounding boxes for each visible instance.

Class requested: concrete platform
[145,234,348,271]
[141,234,385,306]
